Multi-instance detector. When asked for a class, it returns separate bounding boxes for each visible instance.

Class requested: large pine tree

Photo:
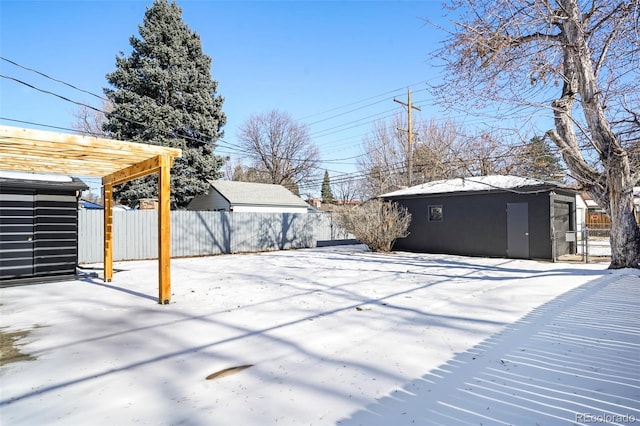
[103,0,226,209]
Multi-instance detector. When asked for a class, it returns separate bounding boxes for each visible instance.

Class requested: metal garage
[381,175,579,261]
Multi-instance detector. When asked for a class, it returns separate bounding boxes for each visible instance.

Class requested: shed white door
[507,202,529,259]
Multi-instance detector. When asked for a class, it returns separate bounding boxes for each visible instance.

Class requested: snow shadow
[339,272,640,426]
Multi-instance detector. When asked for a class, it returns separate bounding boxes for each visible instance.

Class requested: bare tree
[432,0,640,268]
[72,100,112,137]
[237,110,320,194]
[358,114,413,197]
[359,116,508,194]
[412,119,468,182]
[334,199,411,252]
[223,159,258,182]
[333,176,361,205]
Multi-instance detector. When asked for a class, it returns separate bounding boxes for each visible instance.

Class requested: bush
[334,199,411,252]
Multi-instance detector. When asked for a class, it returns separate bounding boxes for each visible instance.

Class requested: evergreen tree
[321,170,334,204]
[103,0,226,209]
[514,137,564,181]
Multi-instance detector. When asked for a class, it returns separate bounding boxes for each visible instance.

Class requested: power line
[297,80,429,122]
[1,57,585,197]
[1,56,107,102]
[0,74,104,113]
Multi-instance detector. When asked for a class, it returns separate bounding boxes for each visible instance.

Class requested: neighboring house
[580,189,640,230]
[381,175,580,260]
[187,180,309,213]
[0,172,88,284]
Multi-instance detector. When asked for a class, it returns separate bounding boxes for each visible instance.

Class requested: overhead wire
[1,57,583,196]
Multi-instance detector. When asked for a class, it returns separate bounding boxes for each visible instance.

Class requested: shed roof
[381,175,574,198]
[209,180,308,208]
[0,171,89,191]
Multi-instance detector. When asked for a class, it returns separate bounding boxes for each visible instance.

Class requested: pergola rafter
[0,125,182,304]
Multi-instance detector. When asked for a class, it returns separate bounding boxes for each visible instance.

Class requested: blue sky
[1,0,457,194]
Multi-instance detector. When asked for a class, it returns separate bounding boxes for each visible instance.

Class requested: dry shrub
[334,199,411,252]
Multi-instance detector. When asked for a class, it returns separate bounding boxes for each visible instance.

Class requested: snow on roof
[380,175,565,198]
[0,170,73,182]
[208,180,308,207]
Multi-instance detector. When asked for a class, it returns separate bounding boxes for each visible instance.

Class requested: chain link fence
[555,226,611,263]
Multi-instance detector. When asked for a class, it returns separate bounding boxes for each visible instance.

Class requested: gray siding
[78,210,348,263]
[1,191,81,281]
[388,190,577,260]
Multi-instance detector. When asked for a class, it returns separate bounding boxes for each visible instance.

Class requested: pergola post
[158,155,172,304]
[103,183,114,282]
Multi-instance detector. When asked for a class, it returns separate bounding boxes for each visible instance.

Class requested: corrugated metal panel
[78,211,349,263]
[78,210,103,264]
[1,190,81,281]
[33,193,79,277]
[0,192,35,279]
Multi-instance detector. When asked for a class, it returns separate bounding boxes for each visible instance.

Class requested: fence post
[584,225,589,264]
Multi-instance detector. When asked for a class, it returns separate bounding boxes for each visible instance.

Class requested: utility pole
[394,89,421,187]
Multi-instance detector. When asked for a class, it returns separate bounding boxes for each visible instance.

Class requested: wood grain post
[103,183,113,282]
[158,156,171,304]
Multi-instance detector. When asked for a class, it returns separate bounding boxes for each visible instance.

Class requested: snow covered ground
[1,245,638,426]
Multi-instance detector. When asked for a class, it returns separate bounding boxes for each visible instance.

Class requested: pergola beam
[102,155,172,186]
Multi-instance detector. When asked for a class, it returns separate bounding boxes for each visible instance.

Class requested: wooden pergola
[0,125,182,304]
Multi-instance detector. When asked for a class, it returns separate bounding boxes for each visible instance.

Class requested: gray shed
[0,173,88,285]
[381,175,579,260]
[187,180,309,213]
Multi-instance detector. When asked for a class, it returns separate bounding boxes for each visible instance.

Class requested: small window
[428,205,443,222]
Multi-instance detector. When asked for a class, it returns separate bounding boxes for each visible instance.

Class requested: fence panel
[554,227,612,263]
[78,210,350,264]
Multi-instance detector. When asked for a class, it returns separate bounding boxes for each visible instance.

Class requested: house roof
[208,180,308,208]
[380,175,573,198]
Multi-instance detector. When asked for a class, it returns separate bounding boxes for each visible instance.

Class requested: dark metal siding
[0,192,35,278]
[388,189,575,260]
[0,186,82,282]
[33,194,80,277]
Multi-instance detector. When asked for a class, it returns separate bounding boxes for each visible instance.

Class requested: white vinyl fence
[78,210,353,264]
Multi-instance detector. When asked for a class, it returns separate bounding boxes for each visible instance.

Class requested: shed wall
[390,190,569,260]
[0,187,81,283]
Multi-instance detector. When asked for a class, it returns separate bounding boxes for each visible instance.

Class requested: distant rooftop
[208,180,308,207]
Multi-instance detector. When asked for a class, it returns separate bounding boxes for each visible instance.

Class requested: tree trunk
[555,0,640,268]
[607,168,640,268]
